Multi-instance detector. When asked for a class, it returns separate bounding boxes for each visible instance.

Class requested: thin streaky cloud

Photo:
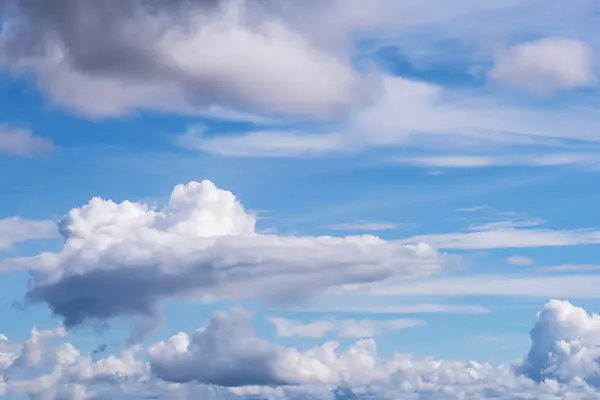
[536,264,600,272]
[456,205,494,213]
[293,303,489,315]
[363,274,600,299]
[325,220,401,231]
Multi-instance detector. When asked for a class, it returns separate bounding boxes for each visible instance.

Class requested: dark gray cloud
[149,310,289,387]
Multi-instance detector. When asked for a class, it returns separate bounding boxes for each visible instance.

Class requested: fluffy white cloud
[0,0,372,119]
[519,300,600,385]
[5,300,600,399]
[149,309,389,388]
[0,325,154,399]
[0,125,54,157]
[0,217,59,252]
[267,316,424,339]
[9,180,441,328]
[489,37,596,94]
[148,300,600,393]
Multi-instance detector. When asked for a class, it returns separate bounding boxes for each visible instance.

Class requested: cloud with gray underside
[16,180,442,329]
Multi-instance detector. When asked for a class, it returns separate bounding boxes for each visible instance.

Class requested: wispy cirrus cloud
[507,256,534,266]
[293,301,489,315]
[267,316,424,339]
[179,75,600,161]
[399,227,600,249]
[390,153,600,169]
[324,220,401,232]
[363,274,600,299]
[0,217,59,252]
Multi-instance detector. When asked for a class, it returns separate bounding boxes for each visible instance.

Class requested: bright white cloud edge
[3,299,600,399]
[5,179,442,329]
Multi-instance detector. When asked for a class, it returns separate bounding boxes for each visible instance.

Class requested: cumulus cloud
[9,180,442,329]
[489,37,596,94]
[267,316,424,339]
[148,309,290,387]
[519,300,600,385]
[0,125,54,157]
[0,0,373,119]
[0,325,152,399]
[5,299,600,399]
[0,216,59,252]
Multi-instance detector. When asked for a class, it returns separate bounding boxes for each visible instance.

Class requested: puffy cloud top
[59,180,256,243]
[4,299,600,399]
[15,180,441,329]
[520,299,600,386]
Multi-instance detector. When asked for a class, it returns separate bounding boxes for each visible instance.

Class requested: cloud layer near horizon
[3,299,600,399]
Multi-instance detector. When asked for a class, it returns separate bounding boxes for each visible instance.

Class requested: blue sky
[2,0,600,399]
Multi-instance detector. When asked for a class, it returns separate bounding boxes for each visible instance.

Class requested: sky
[2,0,600,399]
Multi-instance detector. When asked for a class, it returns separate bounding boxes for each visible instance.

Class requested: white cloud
[537,264,600,272]
[325,220,400,232]
[186,75,600,158]
[507,256,534,266]
[148,309,394,387]
[399,227,600,249]
[148,309,290,387]
[468,218,544,231]
[297,302,489,315]
[267,316,424,339]
[0,325,150,399]
[518,300,600,384]
[5,299,600,398]
[489,37,596,94]
[0,0,371,119]
[0,125,54,158]
[8,180,442,329]
[391,153,600,168]
[0,217,59,252]
[4,1,600,166]
[456,205,493,213]
[179,128,350,157]
[364,274,600,299]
